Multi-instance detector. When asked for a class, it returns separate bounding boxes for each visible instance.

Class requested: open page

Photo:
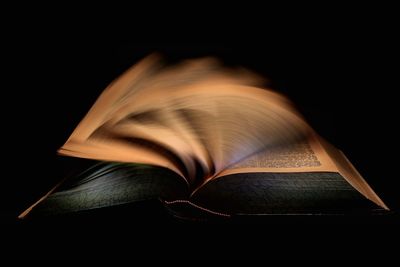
[214,133,388,210]
[216,133,337,176]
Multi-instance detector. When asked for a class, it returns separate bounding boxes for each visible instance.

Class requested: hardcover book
[19,55,388,220]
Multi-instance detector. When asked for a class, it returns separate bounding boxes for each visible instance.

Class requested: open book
[20,55,388,219]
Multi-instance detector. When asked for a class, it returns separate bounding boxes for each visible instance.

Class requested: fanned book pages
[19,55,389,220]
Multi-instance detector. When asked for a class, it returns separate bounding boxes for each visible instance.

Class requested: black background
[2,13,399,231]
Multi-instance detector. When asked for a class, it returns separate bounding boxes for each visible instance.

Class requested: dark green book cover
[22,161,387,221]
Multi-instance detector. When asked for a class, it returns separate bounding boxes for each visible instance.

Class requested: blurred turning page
[59,54,310,184]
